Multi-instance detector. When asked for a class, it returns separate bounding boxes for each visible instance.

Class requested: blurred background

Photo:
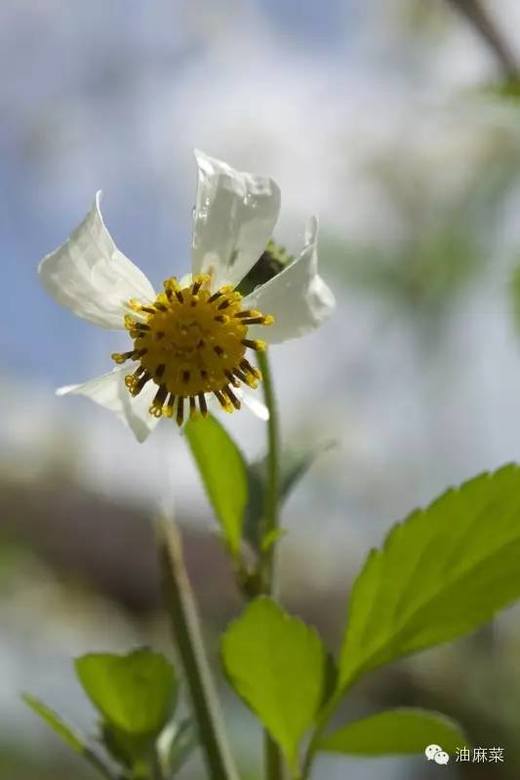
[2,1,520,778]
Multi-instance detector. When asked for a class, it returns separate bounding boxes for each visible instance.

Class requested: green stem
[301,691,343,780]
[257,350,281,592]
[157,518,239,780]
[257,350,284,780]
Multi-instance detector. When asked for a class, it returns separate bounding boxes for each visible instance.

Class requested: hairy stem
[157,518,239,780]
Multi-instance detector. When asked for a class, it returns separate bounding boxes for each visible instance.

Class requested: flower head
[39,151,335,441]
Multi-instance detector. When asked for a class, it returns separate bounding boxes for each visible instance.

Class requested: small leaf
[75,649,177,737]
[245,442,334,551]
[319,708,468,756]
[23,694,86,754]
[160,719,198,775]
[339,465,520,691]
[278,442,336,504]
[185,414,248,556]
[101,723,154,769]
[260,528,286,553]
[221,597,325,768]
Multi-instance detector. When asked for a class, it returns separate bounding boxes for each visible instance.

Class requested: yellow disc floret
[111,274,274,424]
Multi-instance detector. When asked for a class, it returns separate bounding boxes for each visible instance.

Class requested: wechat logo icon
[425,744,450,765]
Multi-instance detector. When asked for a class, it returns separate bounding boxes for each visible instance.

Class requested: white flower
[39,150,335,442]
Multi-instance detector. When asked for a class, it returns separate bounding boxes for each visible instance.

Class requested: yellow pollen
[112,274,274,423]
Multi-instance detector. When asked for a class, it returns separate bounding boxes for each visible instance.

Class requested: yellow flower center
[111,274,274,425]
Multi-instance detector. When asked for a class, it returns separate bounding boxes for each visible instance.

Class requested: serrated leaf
[340,465,520,691]
[23,694,86,753]
[221,597,325,768]
[319,708,467,756]
[185,414,248,556]
[75,649,177,736]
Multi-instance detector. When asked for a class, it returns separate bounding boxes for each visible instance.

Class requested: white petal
[39,192,156,329]
[234,386,269,421]
[191,150,281,289]
[243,217,335,344]
[57,367,159,442]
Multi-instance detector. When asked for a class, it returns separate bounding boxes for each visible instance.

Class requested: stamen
[149,385,168,417]
[111,350,138,364]
[198,393,208,417]
[232,367,249,384]
[164,278,184,304]
[241,358,262,379]
[241,338,266,351]
[117,275,273,421]
[234,309,261,319]
[225,369,240,388]
[223,385,241,410]
[164,393,176,418]
[240,315,274,326]
[214,389,232,412]
[176,397,185,426]
[124,366,145,389]
[128,371,151,396]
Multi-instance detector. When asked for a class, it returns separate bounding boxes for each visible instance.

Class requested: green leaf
[160,719,198,775]
[101,723,154,769]
[23,694,115,780]
[75,649,177,736]
[23,694,86,754]
[339,465,520,691]
[245,442,334,551]
[185,414,248,556]
[278,442,335,504]
[319,708,467,756]
[221,597,326,768]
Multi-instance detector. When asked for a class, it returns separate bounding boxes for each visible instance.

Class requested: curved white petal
[39,192,156,329]
[243,217,335,344]
[57,367,159,442]
[191,150,281,289]
[234,386,269,421]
